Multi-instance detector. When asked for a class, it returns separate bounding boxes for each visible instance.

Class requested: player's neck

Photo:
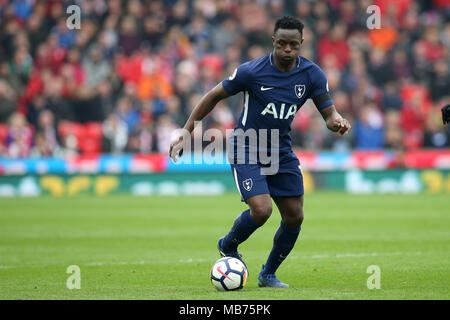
[273,54,297,72]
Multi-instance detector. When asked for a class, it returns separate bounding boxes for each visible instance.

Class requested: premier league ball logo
[294,84,306,99]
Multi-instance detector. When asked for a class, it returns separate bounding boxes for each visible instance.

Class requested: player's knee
[250,202,272,225]
[296,209,304,227]
[284,208,304,229]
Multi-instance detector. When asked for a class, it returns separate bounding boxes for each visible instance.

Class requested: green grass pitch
[0,192,449,299]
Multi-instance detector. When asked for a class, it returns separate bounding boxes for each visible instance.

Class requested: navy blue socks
[222,211,301,275]
[262,221,301,275]
[222,209,261,252]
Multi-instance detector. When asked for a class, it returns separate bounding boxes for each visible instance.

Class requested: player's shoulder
[299,56,327,83]
[299,56,324,73]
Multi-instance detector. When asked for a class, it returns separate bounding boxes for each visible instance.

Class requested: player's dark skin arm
[169,83,230,161]
[182,83,230,133]
[319,105,351,136]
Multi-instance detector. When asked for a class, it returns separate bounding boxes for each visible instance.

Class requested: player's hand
[332,118,351,136]
[169,134,184,163]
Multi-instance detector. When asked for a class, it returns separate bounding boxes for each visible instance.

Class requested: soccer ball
[210,257,248,291]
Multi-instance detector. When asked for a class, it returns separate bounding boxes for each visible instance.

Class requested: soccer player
[169,16,351,288]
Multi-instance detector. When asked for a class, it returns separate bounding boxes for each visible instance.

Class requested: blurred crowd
[0,0,449,159]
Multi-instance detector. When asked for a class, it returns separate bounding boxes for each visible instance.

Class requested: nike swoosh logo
[261,86,274,91]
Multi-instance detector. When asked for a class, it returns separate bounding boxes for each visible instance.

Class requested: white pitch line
[0,251,428,270]
[85,260,149,266]
[292,251,425,260]
[0,265,15,269]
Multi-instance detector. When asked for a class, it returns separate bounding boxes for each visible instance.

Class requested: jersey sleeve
[309,65,334,110]
[221,62,252,96]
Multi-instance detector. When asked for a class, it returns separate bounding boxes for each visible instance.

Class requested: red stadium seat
[0,124,8,146]
[58,121,71,137]
[85,122,103,138]
[79,122,103,155]
[58,122,85,153]
[79,137,101,155]
[58,121,83,139]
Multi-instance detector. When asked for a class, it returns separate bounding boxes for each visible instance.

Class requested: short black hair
[274,16,304,36]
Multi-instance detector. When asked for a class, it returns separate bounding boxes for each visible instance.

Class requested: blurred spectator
[417,26,445,63]
[142,15,165,50]
[429,59,450,102]
[296,0,315,28]
[411,40,432,83]
[367,47,394,86]
[11,0,33,22]
[184,14,211,53]
[354,103,384,150]
[97,15,119,59]
[82,45,110,89]
[36,109,59,153]
[211,17,239,53]
[165,95,185,127]
[118,15,142,56]
[127,120,153,154]
[30,131,56,157]
[391,49,411,80]
[317,21,350,70]
[400,93,426,149]
[211,100,235,132]
[384,109,403,149]
[51,17,76,49]
[423,109,449,148]
[155,113,178,154]
[368,17,399,51]
[301,113,328,150]
[10,45,33,87]
[124,81,144,112]
[63,48,85,95]
[0,79,17,123]
[102,113,128,154]
[6,112,33,158]
[59,133,79,157]
[116,96,140,135]
[382,82,403,111]
[97,80,115,120]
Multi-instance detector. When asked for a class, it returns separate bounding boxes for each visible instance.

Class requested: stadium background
[0,0,449,195]
[1,0,450,301]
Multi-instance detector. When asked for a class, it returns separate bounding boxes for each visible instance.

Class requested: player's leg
[274,195,304,229]
[219,164,272,261]
[258,196,303,288]
[220,193,272,254]
[262,195,303,272]
[258,165,304,288]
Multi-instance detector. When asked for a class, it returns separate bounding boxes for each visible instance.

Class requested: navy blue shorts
[230,158,304,202]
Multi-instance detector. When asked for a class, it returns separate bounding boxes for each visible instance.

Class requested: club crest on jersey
[294,84,306,99]
[243,178,253,191]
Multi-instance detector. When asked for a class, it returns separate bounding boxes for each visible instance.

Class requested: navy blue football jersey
[222,52,333,168]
